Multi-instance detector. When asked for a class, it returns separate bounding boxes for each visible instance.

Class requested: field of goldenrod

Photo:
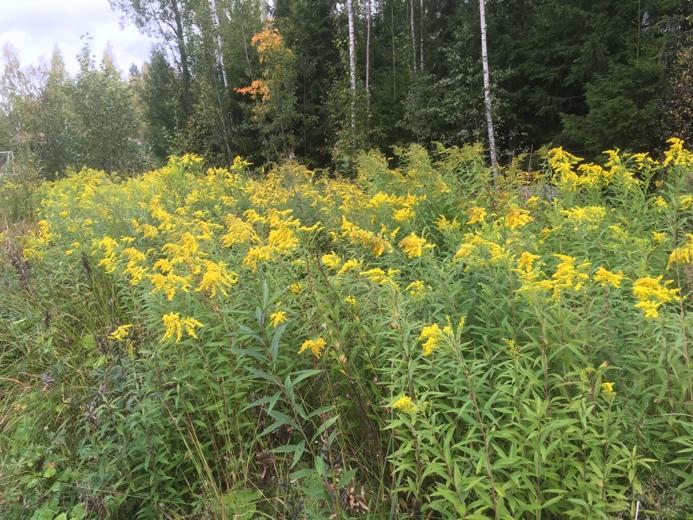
[1,140,692,518]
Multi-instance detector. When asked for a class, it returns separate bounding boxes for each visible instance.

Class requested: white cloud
[0,0,155,75]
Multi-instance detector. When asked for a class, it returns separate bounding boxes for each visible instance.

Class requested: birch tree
[479,0,499,180]
[365,0,371,124]
[208,0,228,89]
[346,0,357,146]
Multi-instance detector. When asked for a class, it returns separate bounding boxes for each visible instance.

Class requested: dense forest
[1,0,691,176]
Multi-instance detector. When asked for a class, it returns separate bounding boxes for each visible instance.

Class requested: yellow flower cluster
[341,217,392,257]
[466,206,487,225]
[406,280,427,298]
[391,395,417,413]
[515,251,541,281]
[667,235,693,268]
[19,139,692,365]
[270,310,287,327]
[299,337,327,358]
[109,324,133,341]
[398,233,433,258]
[419,323,452,356]
[601,382,616,396]
[593,267,624,289]
[196,260,238,297]
[435,215,461,232]
[368,191,421,222]
[561,206,607,226]
[161,313,203,343]
[632,276,680,319]
[455,234,510,266]
[504,206,533,230]
[518,254,591,299]
[321,252,342,269]
[663,137,693,167]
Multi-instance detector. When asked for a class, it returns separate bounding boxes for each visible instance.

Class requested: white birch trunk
[365,0,371,121]
[208,0,228,89]
[479,0,499,180]
[419,0,424,71]
[346,0,357,142]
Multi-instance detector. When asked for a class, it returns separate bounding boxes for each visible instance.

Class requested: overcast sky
[0,0,155,75]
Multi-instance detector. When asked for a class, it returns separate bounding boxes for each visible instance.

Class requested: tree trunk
[209,0,228,89]
[479,0,499,181]
[346,0,357,147]
[410,0,417,73]
[171,0,192,118]
[391,1,396,96]
[419,0,424,71]
[365,0,371,126]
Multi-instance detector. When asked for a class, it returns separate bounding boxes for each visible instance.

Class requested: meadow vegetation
[0,140,692,518]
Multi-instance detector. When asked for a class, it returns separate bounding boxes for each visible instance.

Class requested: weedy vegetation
[0,140,691,519]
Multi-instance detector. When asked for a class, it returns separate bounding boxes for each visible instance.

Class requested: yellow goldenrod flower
[632,276,680,319]
[419,323,448,356]
[393,207,415,222]
[97,235,118,273]
[149,271,192,301]
[321,252,342,269]
[391,395,417,413]
[268,226,299,252]
[398,232,432,258]
[654,196,668,210]
[551,254,591,296]
[525,196,541,208]
[299,337,327,358]
[196,260,238,297]
[109,324,133,341]
[466,206,487,225]
[601,382,616,396]
[338,258,362,275]
[561,205,607,225]
[161,313,203,343]
[593,267,624,289]
[344,295,357,306]
[504,338,519,358]
[269,310,287,327]
[662,137,693,167]
[341,217,391,257]
[289,282,303,295]
[360,268,391,285]
[220,215,257,247]
[515,252,541,280]
[652,232,667,245]
[435,215,461,232]
[668,235,693,267]
[504,206,533,230]
[406,280,427,298]
[243,245,274,271]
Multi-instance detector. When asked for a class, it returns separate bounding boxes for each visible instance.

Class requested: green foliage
[1,141,692,518]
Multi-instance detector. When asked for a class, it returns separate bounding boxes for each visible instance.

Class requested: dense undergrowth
[0,140,692,519]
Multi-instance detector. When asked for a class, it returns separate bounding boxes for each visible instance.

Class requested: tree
[70,42,143,172]
[141,49,180,161]
[346,0,357,152]
[274,0,339,164]
[109,0,194,118]
[479,0,498,179]
[235,24,298,161]
[34,47,78,177]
